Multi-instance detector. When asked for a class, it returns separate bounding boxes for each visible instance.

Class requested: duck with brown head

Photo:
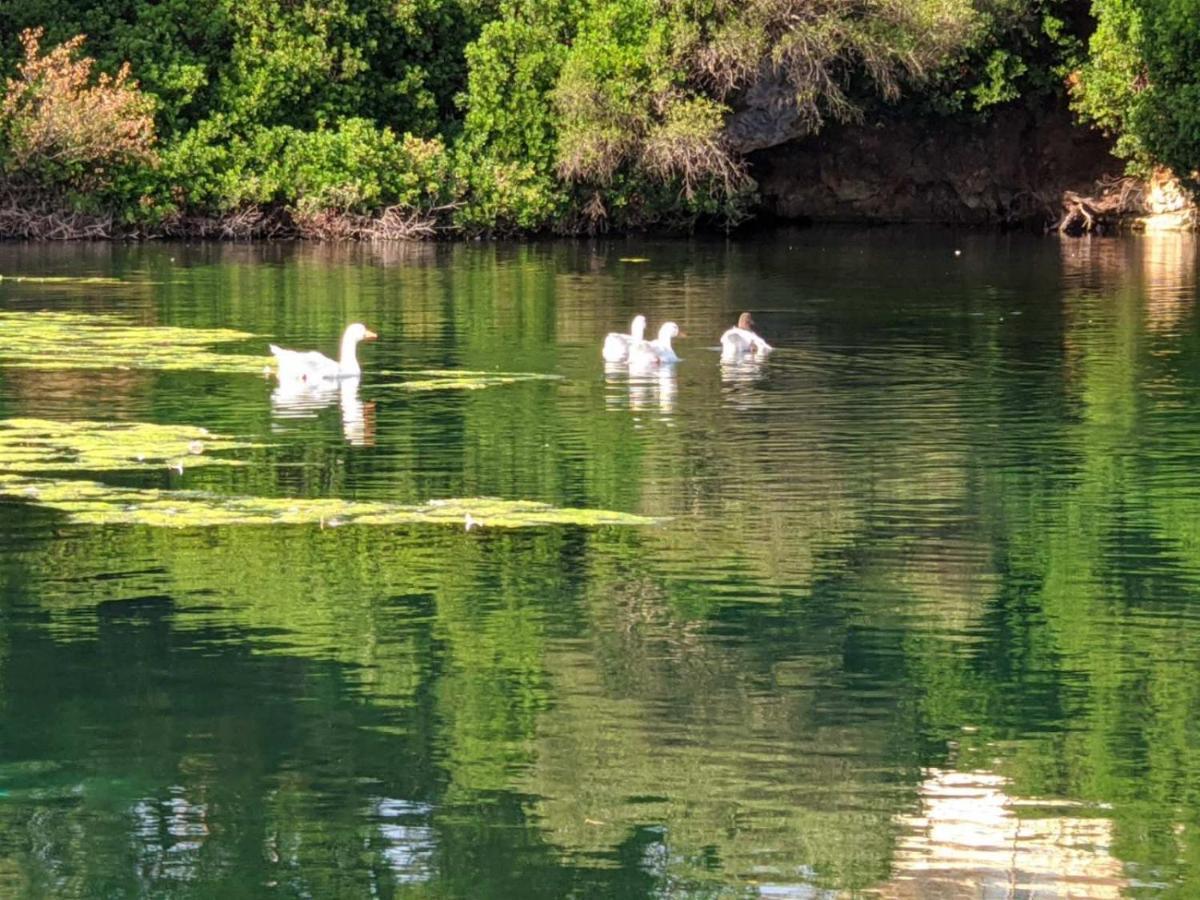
[720,312,772,360]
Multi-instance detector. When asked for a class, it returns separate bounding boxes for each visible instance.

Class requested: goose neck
[339,333,362,374]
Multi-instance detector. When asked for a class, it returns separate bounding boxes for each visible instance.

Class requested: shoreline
[1,175,1196,243]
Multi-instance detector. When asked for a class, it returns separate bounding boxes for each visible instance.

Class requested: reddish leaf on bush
[1,28,157,193]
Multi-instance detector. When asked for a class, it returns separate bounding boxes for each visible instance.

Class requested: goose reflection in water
[720,352,769,385]
[719,351,771,411]
[270,376,376,445]
[604,360,676,415]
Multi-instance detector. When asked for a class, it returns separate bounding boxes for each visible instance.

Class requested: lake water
[1,230,1198,897]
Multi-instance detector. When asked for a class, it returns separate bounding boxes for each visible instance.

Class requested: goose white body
[271,323,377,382]
[629,322,680,368]
[719,327,772,359]
[602,315,647,362]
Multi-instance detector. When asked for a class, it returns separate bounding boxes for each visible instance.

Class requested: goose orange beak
[364,329,378,341]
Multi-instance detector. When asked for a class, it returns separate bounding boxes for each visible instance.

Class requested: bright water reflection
[1,231,1200,896]
[271,376,376,446]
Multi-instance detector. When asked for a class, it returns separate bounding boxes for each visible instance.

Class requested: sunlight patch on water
[881,769,1125,898]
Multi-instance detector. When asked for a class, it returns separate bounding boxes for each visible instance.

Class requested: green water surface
[1,232,1198,897]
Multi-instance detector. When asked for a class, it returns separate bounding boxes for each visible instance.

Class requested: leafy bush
[681,0,984,126]
[451,1,583,231]
[1074,0,1200,188]
[0,28,157,203]
[164,117,454,217]
[912,1,1085,118]
[1071,0,1152,170]
[0,0,493,138]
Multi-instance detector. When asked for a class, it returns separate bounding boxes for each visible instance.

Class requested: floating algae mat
[0,311,269,373]
[376,369,563,392]
[0,474,661,529]
[0,275,132,285]
[0,313,555,390]
[0,418,258,472]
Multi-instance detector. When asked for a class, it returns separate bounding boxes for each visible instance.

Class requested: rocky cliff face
[745,103,1124,228]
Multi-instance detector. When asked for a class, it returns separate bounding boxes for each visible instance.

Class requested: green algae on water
[0,418,258,472]
[0,314,557,389]
[0,311,268,373]
[375,369,562,391]
[0,275,132,285]
[0,474,662,529]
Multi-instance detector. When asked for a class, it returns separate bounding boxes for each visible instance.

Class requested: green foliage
[1092,0,1200,185]
[1071,0,1152,169]
[453,0,991,232]
[164,117,454,216]
[13,0,1200,229]
[1074,0,1200,186]
[452,1,584,231]
[0,0,492,138]
[915,0,1085,118]
[972,49,1030,108]
[0,0,488,228]
[547,0,755,230]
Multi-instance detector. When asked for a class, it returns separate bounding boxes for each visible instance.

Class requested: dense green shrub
[1074,0,1200,185]
[0,0,492,138]
[0,1,488,230]
[913,1,1086,118]
[452,0,584,231]
[1071,0,1151,169]
[164,117,453,216]
[0,0,229,139]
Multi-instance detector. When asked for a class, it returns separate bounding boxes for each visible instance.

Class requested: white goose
[602,315,647,362]
[270,323,378,383]
[629,322,681,368]
[720,312,772,360]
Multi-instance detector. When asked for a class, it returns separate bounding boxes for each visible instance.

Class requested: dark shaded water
[1,231,1199,897]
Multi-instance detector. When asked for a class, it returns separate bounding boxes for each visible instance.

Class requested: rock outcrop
[745,102,1128,229]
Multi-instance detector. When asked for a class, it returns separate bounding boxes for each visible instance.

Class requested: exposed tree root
[0,199,458,242]
[291,204,453,241]
[158,207,294,241]
[0,193,116,239]
[1051,176,1147,235]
